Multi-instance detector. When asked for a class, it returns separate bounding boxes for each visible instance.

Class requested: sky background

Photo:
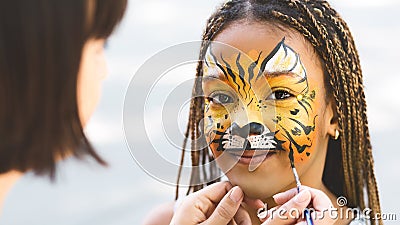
[1,0,399,224]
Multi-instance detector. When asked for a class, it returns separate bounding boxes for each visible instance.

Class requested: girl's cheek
[274,104,318,163]
[209,143,222,158]
[204,103,231,157]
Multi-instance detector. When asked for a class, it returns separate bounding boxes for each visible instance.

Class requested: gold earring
[334,129,340,140]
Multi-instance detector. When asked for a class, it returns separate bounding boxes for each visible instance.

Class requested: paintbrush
[291,160,314,225]
[257,162,315,225]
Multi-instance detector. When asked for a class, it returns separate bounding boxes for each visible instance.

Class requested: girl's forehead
[205,37,306,80]
[208,22,324,82]
[212,22,314,63]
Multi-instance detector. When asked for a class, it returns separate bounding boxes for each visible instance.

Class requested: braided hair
[175,0,382,223]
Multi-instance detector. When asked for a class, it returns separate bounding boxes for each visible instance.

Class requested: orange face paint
[202,38,318,164]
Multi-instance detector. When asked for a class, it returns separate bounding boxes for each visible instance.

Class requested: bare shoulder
[142,201,175,225]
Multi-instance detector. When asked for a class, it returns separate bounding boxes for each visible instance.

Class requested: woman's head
[0,0,126,177]
[178,0,381,222]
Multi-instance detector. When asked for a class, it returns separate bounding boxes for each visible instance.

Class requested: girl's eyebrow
[261,71,302,79]
[203,71,301,84]
[203,73,228,82]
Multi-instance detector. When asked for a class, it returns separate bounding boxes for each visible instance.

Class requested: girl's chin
[241,186,276,200]
[226,177,280,200]
[225,171,294,200]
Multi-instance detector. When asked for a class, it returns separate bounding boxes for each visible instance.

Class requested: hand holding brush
[257,186,337,225]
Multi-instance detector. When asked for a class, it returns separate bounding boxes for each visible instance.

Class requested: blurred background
[1,0,399,224]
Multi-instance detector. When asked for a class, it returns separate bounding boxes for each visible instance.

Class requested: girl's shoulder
[141,201,175,225]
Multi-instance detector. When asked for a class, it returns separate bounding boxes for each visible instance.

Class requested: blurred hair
[0,0,127,178]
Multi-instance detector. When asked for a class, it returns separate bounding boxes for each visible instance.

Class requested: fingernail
[294,190,309,203]
[229,186,243,202]
[272,192,283,200]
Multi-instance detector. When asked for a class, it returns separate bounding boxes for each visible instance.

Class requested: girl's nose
[229,122,265,138]
[248,122,264,135]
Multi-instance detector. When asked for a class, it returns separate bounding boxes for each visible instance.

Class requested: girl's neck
[0,170,23,215]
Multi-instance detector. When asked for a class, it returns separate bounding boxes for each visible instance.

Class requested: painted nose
[229,122,264,138]
[248,122,265,135]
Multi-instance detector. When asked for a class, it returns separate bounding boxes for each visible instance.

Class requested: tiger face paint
[202,22,333,200]
[202,38,318,166]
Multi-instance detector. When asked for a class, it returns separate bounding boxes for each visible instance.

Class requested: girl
[0,0,126,213]
[150,0,382,224]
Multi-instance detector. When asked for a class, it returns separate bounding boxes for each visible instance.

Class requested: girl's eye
[267,90,293,100]
[210,93,233,104]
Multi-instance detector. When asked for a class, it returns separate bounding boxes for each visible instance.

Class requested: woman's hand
[259,186,337,225]
[170,181,252,225]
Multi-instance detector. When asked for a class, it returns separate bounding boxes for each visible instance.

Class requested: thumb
[203,186,244,225]
[262,190,311,225]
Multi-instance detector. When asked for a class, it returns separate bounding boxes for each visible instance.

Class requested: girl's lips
[228,150,277,165]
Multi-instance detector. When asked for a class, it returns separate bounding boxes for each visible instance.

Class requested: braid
[175,101,191,200]
[175,1,382,224]
[176,1,239,198]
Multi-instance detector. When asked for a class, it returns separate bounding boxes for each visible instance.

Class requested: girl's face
[77,39,108,126]
[202,22,336,200]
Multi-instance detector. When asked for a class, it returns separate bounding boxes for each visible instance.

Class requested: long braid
[177,1,241,197]
[323,11,358,205]
[187,91,200,194]
[175,103,191,200]
[317,3,380,215]
[175,1,382,224]
[332,11,382,215]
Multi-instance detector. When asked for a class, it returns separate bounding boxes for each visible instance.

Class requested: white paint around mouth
[221,129,277,150]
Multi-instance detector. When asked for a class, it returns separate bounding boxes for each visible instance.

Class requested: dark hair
[176,0,382,224]
[0,0,127,178]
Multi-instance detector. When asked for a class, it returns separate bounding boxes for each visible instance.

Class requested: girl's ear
[326,97,339,138]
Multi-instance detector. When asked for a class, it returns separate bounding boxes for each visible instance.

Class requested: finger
[243,196,264,210]
[272,186,308,205]
[307,187,333,210]
[272,188,298,205]
[262,190,311,225]
[227,220,236,225]
[172,182,233,224]
[203,186,244,225]
[204,202,216,218]
[259,206,278,223]
[307,188,336,225]
[195,181,233,204]
[234,205,251,225]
